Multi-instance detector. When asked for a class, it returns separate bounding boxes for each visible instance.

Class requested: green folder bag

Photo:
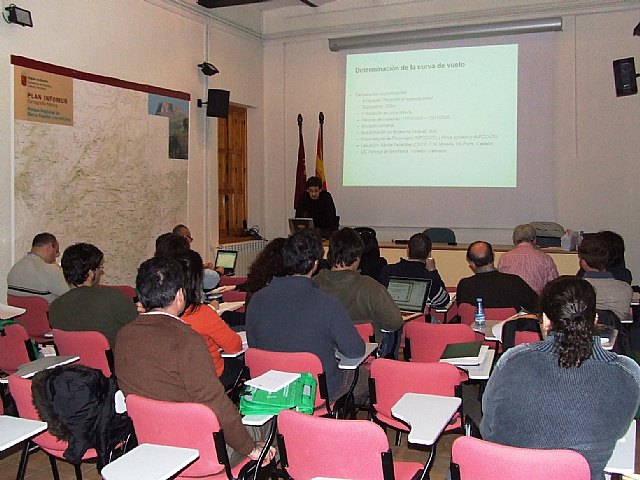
[239,372,317,416]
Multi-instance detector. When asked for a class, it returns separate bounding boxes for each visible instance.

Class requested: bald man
[456,241,538,313]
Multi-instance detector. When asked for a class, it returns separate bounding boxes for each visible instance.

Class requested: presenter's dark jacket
[295,190,339,239]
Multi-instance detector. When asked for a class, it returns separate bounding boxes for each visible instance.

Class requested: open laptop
[288,218,315,235]
[386,277,432,321]
[214,250,238,276]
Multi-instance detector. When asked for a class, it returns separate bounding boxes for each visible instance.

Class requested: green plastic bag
[240,372,316,416]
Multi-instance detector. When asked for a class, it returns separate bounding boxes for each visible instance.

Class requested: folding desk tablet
[100,443,199,480]
[0,415,47,451]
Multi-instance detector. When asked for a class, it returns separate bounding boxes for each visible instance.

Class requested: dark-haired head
[360,231,381,262]
[177,250,204,313]
[155,232,190,259]
[136,257,185,311]
[408,233,432,260]
[306,176,323,189]
[32,232,57,248]
[578,233,608,271]
[61,243,104,287]
[539,276,596,368]
[328,228,363,268]
[599,230,626,268]
[246,238,287,296]
[283,230,323,275]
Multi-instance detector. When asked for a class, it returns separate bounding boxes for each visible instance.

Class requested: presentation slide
[343,45,518,187]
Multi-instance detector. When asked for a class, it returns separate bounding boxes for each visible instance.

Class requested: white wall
[0,0,265,298]
[261,6,640,279]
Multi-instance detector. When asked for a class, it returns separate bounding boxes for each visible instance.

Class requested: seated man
[379,232,450,309]
[295,176,339,239]
[171,225,223,290]
[7,232,69,303]
[115,257,274,467]
[49,243,137,347]
[578,233,633,322]
[498,223,559,294]
[481,276,640,480]
[457,241,538,313]
[245,230,365,403]
[314,227,403,355]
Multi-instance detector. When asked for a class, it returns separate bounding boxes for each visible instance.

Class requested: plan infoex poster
[14,67,73,126]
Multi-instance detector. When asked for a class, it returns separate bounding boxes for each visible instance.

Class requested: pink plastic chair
[450,436,591,480]
[369,358,463,445]
[218,276,247,287]
[431,286,458,323]
[244,347,335,417]
[457,303,517,326]
[403,322,477,382]
[0,323,33,375]
[355,322,376,343]
[9,374,98,480]
[278,408,424,480]
[125,394,249,478]
[7,295,51,343]
[52,329,113,377]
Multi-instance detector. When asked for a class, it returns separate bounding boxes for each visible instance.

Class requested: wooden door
[218,105,247,237]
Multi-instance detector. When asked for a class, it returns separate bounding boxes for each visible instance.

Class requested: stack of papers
[244,370,300,393]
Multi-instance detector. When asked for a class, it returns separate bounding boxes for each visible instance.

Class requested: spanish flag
[315,112,327,190]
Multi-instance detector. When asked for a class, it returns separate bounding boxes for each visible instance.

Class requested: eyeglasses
[95,265,105,273]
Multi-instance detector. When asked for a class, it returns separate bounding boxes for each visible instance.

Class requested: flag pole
[316,111,326,190]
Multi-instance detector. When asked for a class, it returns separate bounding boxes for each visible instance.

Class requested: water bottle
[474,297,485,326]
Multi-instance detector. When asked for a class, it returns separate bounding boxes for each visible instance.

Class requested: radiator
[219,239,267,276]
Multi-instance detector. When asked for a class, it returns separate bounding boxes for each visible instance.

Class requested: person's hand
[203,261,214,269]
[136,302,146,314]
[248,442,277,466]
[210,300,220,310]
[215,266,225,276]
[426,257,436,271]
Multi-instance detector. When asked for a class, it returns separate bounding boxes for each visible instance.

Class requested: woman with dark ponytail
[480,276,640,480]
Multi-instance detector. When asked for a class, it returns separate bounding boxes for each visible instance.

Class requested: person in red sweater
[179,250,243,389]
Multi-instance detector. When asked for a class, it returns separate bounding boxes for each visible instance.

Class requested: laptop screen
[288,218,315,235]
[215,250,238,270]
[387,277,432,313]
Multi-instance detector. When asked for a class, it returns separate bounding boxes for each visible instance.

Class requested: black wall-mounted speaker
[613,58,638,97]
[206,89,230,117]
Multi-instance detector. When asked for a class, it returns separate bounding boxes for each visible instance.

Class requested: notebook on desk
[387,277,432,321]
[214,250,238,276]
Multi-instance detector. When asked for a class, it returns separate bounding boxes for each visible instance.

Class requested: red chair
[355,322,376,343]
[450,436,591,480]
[244,347,336,417]
[218,276,247,287]
[369,358,463,446]
[403,322,477,382]
[125,394,249,479]
[457,303,517,326]
[6,295,51,343]
[0,323,34,375]
[52,329,113,377]
[431,286,458,323]
[9,374,98,480]
[277,408,424,480]
[221,290,246,303]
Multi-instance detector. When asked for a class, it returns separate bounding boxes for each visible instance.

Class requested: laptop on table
[288,218,315,235]
[386,277,432,321]
[214,250,238,276]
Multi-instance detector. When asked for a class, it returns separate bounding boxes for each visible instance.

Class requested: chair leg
[16,440,31,480]
[395,430,402,446]
[48,455,61,480]
[73,463,83,480]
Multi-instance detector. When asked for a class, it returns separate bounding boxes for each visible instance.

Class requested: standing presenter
[295,176,339,239]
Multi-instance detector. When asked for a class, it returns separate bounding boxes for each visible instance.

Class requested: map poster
[14,67,73,126]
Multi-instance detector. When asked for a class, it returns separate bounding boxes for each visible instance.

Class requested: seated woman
[244,237,287,305]
[357,230,387,284]
[179,250,243,390]
[480,276,640,480]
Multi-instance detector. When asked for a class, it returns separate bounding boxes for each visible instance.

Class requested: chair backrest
[52,329,112,377]
[450,436,590,480]
[218,276,247,287]
[404,321,476,363]
[244,348,327,410]
[423,227,456,244]
[278,409,404,480]
[126,394,228,478]
[501,315,542,351]
[221,290,246,303]
[100,285,136,301]
[369,358,461,421]
[0,323,32,375]
[6,295,51,340]
[458,303,517,326]
[9,374,68,454]
[355,322,376,343]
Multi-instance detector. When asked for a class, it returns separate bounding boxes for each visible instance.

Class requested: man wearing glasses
[49,242,137,348]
